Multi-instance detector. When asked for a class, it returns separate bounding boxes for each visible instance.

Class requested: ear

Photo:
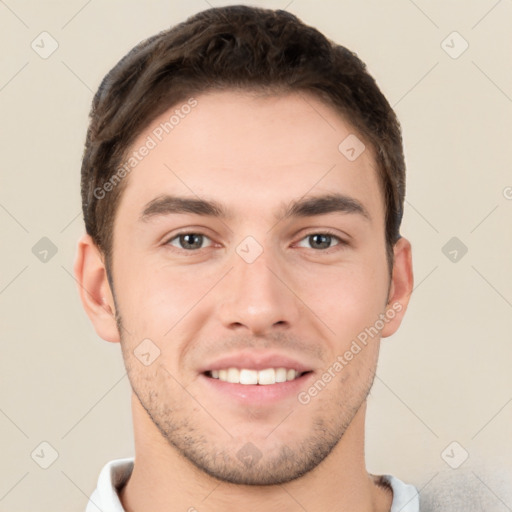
[73,234,120,343]
[381,236,414,338]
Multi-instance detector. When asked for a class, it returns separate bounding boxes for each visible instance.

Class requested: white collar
[85,458,420,512]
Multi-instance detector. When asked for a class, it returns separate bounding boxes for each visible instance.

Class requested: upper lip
[199,351,314,374]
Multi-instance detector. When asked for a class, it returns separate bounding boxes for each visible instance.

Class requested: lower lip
[199,372,315,405]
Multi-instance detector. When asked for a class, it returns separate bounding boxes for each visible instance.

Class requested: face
[108,90,397,485]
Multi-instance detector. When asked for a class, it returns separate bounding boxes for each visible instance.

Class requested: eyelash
[164,230,348,254]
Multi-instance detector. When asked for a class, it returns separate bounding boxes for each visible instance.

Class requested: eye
[296,232,345,250]
[166,233,213,251]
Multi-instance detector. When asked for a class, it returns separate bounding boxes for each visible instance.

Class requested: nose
[217,244,301,336]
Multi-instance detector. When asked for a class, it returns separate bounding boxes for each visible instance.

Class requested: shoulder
[418,466,512,511]
[85,458,134,512]
[378,474,420,511]
[376,464,512,512]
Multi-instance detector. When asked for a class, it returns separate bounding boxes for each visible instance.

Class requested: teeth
[209,367,303,385]
[287,369,296,381]
[239,369,258,385]
[227,367,239,384]
[275,367,287,383]
[258,368,276,385]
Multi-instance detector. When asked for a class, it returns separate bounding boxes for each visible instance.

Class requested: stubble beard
[116,314,376,486]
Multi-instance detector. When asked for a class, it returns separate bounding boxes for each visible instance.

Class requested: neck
[120,393,392,512]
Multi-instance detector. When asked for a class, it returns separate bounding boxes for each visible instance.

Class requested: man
[75,5,416,511]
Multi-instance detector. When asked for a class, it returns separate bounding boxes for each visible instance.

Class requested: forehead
[116,90,384,224]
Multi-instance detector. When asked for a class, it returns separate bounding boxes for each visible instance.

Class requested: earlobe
[73,234,120,343]
[381,236,414,338]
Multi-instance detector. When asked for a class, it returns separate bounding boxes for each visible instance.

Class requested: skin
[75,90,413,512]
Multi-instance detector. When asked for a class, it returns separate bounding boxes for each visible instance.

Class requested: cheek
[113,258,218,337]
[294,257,389,342]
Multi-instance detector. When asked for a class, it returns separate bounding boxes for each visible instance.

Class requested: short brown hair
[81,5,405,275]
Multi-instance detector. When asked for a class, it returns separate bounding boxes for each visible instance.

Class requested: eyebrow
[139,192,371,223]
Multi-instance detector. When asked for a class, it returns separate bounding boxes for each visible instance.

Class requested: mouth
[204,367,312,385]
[198,352,316,404]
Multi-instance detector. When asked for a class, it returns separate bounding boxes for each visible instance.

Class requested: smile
[205,368,310,385]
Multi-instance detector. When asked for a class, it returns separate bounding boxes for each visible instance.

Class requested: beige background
[1,0,511,510]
